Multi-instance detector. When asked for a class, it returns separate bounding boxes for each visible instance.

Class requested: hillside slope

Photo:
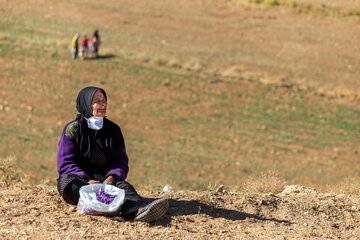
[0,184,359,239]
[2,0,360,95]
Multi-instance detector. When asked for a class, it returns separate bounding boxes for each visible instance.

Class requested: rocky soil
[0,184,359,239]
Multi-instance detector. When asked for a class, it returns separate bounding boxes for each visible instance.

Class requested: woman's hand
[87,179,100,184]
[103,175,116,185]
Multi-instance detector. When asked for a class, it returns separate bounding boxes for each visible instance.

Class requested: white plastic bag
[87,42,94,53]
[77,183,125,216]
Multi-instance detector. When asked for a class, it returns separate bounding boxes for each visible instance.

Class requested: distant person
[71,33,80,59]
[56,86,169,222]
[92,30,101,58]
[80,35,90,59]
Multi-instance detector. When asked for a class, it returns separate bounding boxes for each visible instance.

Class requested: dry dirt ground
[0,184,359,239]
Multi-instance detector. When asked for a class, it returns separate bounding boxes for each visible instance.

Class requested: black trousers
[57,174,145,219]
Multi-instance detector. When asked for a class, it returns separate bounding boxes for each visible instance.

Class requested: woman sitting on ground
[56,86,168,222]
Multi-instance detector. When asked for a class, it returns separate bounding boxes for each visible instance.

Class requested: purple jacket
[57,120,129,181]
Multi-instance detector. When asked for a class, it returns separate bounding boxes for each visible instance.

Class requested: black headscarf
[76,86,107,118]
[93,30,99,38]
[75,86,112,161]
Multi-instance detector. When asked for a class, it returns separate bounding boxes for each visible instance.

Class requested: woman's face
[91,90,107,117]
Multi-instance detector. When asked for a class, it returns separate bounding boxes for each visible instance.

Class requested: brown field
[1,0,360,238]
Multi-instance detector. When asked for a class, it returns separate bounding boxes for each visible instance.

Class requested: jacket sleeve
[57,123,89,178]
[105,124,129,181]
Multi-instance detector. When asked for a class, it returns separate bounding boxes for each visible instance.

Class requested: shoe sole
[134,198,169,222]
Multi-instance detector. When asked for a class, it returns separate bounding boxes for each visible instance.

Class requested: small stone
[0,105,3,110]
[215,185,224,193]
[69,206,76,212]
[163,79,171,86]
[237,225,245,229]
[4,106,10,111]
[163,184,172,192]
[268,193,276,197]
[282,185,319,194]
[111,216,125,222]
[27,106,33,111]
[30,209,41,217]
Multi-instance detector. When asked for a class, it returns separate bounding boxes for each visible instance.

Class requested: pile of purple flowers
[96,188,117,204]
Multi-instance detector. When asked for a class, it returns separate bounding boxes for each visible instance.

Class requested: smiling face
[91,90,107,117]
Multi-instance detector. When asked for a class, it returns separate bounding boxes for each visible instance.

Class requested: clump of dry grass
[183,58,202,72]
[243,0,360,18]
[264,0,278,6]
[341,8,360,17]
[325,178,360,195]
[146,56,182,69]
[246,0,278,6]
[220,66,244,79]
[167,58,182,69]
[150,56,168,66]
[242,171,286,194]
[248,0,261,4]
[0,156,28,188]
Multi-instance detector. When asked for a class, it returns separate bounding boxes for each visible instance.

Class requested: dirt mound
[0,184,359,239]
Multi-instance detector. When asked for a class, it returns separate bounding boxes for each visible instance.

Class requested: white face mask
[86,116,104,130]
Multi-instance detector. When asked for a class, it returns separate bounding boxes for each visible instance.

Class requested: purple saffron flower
[96,188,117,204]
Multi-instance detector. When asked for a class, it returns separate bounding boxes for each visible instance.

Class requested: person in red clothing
[79,35,90,59]
[82,35,90,51]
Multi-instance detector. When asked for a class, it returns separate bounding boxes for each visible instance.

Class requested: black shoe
[134,198,169,222]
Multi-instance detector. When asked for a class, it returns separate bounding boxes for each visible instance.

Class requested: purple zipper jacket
[57,120,129,181]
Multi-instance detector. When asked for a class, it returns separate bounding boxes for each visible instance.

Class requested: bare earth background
[0,0,360,238]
